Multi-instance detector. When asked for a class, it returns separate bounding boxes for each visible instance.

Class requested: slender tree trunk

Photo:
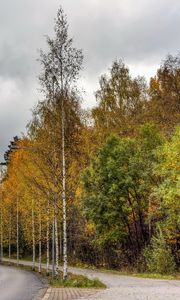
[148,197,152,240]
[32,202,35,271]
[127,196,141,252]
[55,212,59,275]
[52,218,55,278]
[38,211,42,273]
[9,211,11,264]
[59,223,62,263]
[46,198,50,276]
[52,100,59,276]
[0,203,3,263]
[16,197,19,266]
[134,189,146,243]
[62,96,68,280]
[46,223,50,275]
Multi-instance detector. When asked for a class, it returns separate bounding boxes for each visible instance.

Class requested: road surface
[74,268,180,300]
[0,264,45,300]
[3,259,180,300]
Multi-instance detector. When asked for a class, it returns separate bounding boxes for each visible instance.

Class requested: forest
[0,7,179,277]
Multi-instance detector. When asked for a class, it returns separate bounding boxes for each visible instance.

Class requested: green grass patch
[129,272,180,280]
[3,257,180,282]
[69,261,180,280]
[50,273,106,288]
[0,260,106,288]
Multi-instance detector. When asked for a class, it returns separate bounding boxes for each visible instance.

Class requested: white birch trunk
[38,211,42,273]
[55,213,59,276]
[59,223,62,263]
[62,96,68,280]
[46,223,49,275]
[16,197,19,266]
[32,203,35,271]
[46,198,50,275]
[9,211,11,263]
[52,218,55,278]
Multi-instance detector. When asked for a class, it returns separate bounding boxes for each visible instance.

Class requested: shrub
[143,233,176,274]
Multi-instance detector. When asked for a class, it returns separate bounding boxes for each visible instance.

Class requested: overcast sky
[0,0,180,161]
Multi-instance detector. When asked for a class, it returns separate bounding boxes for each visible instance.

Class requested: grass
[50,273,106,288]
[3,255,180,282]
[127,272,180,280]
[94,268,180,280]
[69,261,180,280]
[0,260,106,289]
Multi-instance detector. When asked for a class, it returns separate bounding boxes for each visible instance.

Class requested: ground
[1,259,180,300]
[0,264,45,300]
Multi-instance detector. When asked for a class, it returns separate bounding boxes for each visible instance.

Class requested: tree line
[0,6,179,276]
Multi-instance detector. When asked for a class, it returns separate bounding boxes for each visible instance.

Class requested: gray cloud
[1,0,180,160]
[75,0,180,73]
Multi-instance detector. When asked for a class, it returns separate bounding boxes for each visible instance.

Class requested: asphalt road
[73,268,180,300]
[3,259,180,300]
[0,265,45,300]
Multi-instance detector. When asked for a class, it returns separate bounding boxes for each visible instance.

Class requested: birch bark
[8,211,11,263]
[38,211,42,273]
[16,197,19,266]
[32,200,35,271]
[46,196,50,275]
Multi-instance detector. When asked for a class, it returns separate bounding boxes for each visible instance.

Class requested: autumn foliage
[0,7,179,275]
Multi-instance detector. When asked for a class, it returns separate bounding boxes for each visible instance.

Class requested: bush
[143,234,176,274]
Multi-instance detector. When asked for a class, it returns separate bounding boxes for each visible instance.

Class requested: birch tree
[38,6,83,280]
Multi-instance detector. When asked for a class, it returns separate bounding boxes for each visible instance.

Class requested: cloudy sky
[0,0,180,160]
